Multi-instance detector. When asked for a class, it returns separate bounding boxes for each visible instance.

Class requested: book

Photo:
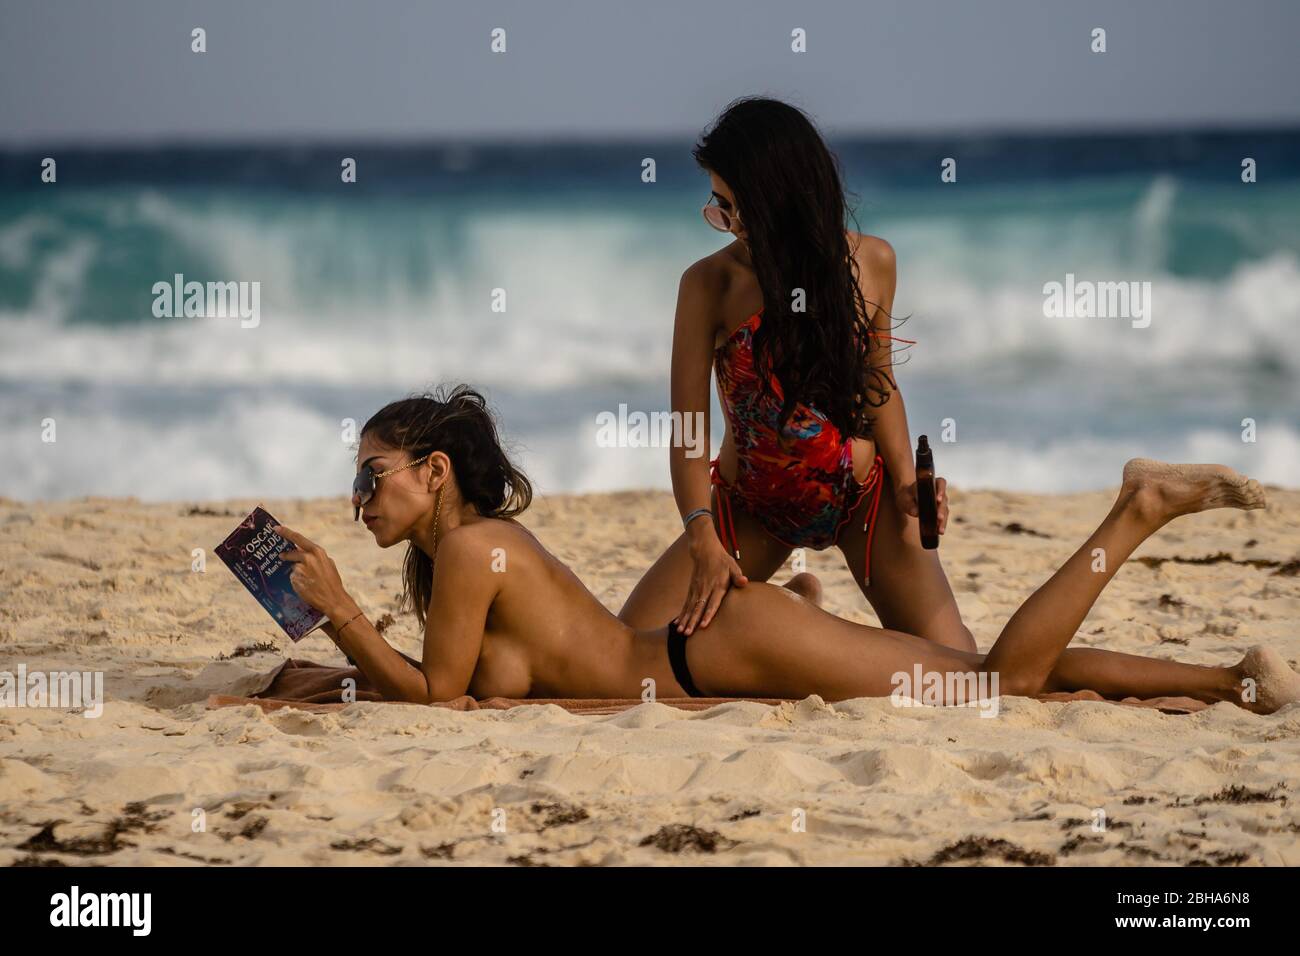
[215,506,327,641]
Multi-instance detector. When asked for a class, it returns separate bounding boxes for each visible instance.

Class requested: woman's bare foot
[782,572,823,607]
[1237,646,1300,714]
[1122,459,1266,527]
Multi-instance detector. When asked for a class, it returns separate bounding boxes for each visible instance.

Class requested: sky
[1,0,1299,144]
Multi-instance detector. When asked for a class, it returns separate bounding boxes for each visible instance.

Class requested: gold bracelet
[336,610,366,635]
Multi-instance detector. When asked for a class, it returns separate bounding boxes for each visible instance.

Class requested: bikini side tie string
[861,454,886,588]
[709,457,741,560]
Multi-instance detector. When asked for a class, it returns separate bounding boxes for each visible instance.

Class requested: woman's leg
[689,580,1295,711]
[688,460,1293,711]
[685,580,983,701]
[618,489,794,629]
[1042,646,1243,703]
[836,472,977,652]
[1020,641,1299,713]
[979,460,1264,697]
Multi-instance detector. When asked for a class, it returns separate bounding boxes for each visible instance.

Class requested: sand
[1,483,1298,866]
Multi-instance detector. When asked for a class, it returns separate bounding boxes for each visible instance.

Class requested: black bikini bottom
[666,619,706,698]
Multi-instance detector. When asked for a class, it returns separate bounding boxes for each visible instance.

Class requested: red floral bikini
[711,309,912,587]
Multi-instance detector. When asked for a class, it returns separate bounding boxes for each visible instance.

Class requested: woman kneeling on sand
[278,385,1299,713]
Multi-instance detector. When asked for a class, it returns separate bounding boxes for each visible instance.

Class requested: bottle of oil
[916,435,939,549]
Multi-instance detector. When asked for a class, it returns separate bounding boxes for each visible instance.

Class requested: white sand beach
[1,484,1298,866]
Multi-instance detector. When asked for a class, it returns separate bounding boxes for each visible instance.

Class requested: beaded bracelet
[682,507,713,530]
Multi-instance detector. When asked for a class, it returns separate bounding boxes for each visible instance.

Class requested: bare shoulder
[848,232,897,322]
[679,247,733,307]
[434,519,522,569]
[849,232,896,278]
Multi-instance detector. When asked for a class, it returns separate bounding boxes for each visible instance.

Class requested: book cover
[215,506,326,641]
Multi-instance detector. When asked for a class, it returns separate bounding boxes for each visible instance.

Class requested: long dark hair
[694,96,898,439]
[361,385,532,628]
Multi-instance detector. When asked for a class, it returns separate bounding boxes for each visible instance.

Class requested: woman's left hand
[894,478,949,535]
[276,525,354,618]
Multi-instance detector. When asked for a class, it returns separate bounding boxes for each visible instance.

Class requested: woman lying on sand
[279,386,1300,713]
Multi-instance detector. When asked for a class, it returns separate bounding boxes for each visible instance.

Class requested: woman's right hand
[674,523,748,634]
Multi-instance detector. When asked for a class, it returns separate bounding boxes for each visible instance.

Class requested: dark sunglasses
[352,453,431,520]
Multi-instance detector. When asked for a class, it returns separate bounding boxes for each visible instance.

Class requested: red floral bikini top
[710,308,913,584]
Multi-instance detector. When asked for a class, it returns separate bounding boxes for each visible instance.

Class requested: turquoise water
[1,132,1298,499]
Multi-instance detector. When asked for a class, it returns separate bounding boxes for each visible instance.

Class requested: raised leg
[669,459,1293,712]
[982,460,1266,697]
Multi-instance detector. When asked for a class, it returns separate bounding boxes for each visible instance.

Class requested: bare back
[439,519,642,699]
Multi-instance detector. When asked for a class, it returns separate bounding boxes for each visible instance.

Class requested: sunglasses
[702,197,742,233]
[352,453,431,521]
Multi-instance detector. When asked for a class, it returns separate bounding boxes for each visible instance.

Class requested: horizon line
[4,118,1300,152]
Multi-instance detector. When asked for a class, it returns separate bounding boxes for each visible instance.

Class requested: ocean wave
[2,178,1300,389]
[1,248,1297,389]
[936,424,1300,494]
[3,168,1296,500]
[3,378,1296,501]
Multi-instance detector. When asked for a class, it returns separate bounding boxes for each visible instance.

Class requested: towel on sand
[205,658,1210,716]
